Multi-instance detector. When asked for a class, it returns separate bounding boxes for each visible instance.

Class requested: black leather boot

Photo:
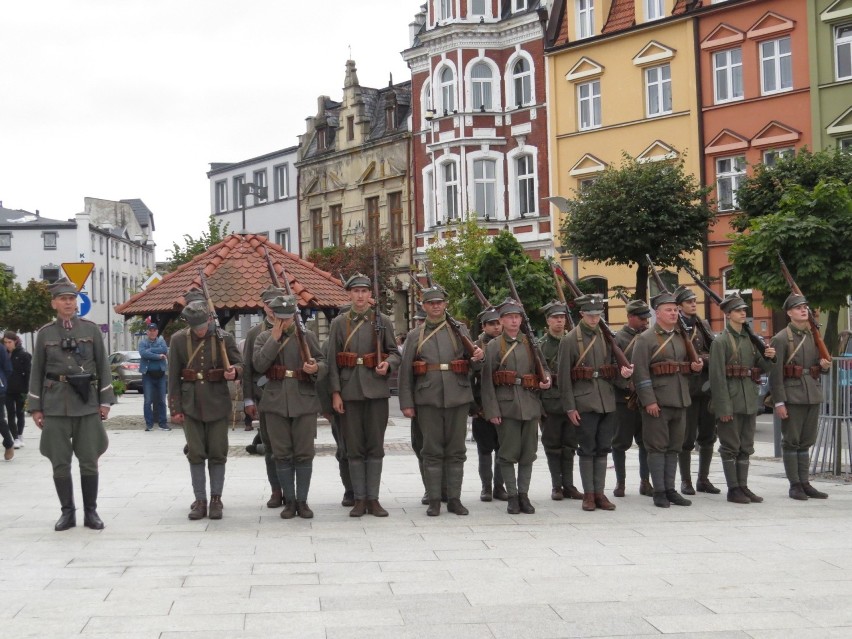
[81,475,104,530]
[53,476,76,531]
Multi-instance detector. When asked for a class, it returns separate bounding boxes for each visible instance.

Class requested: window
[386,106,396,130]
[578,177,598,194]
[215,180,227,213]
[471,62,493,111]
[91,234,96,253]
[443,162,460,221]
[645,64,672,117]
[41,266,60,283]
[331,204,343,246]
[366,197,380,241]
[761,37,792,95]
[473,159,496,218]
[577,0,594,39]
[233,175,245,209]
[424,167,435,227]
[253,170,267,203]
[311,209,323,249]
[646,0,664,21]
[440,0,452,20]
[99,236,104,254]
[516,155,536,217]
[389,192,403,247]
[577,80,601,130]
[841,137,852,153]
[649,270,678,298]
[512,58,532,107]
[722,268,753,318]
[274,164,289,200]
[716,156,747,211]
[99,270,104,303]
[836,24,852,80]
[43,232,57,249]
[440,67,455,114]
[514,0,527,11]
[471,0,486,16]
[0,232,10,250]
[763,147,794,166]
[275,229,291,252]
[347,115,354,141]
[713,48,743,103]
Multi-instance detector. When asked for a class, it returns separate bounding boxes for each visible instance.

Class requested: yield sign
[61,262,95,292]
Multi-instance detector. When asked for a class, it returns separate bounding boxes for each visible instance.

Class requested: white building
[0,197,157,352]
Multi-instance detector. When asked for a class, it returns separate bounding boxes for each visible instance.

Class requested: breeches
[183,415,229,465]
[266,412,317,464]
[340,399,388,461]
[40,413,108,477]
[641,406,686,455]
[540,411,578,457]
[496,417,538,466]
[418,404,468,466]
[781,403,819,452]
[717,414,756,461]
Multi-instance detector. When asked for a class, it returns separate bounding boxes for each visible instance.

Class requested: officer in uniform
[538,300,582,501]
[168,290,242,521]
[471,306,509,502]
[28,277,115,531]
[632,292,703,508]
[242,285,285,508]
[327,274,400,517]
[709,295,776,504]
[611,299,653,497]
[399,286,483,516]
[770,293,831,501]
[481,298,551,515]
[253,294,326,519]
[675,286,719,495]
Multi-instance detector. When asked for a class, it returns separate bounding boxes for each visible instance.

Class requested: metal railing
[811,356,852,476]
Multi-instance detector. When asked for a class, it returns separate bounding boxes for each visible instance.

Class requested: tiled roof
[115,233,349,317]
[603,0,636,34]
[119,199,154,231]
[674,0,701,15]
[551,0,571,48]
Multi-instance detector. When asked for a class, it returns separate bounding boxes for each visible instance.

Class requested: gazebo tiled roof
[115,233,348,317]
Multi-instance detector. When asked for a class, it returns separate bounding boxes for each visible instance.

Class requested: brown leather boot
[726,487,750,504]
[208,496,223,520]
[594,493,616,511]
[266,489,283,508]
[582,493,596,511]
[740,486,763,503]
[563,485,583,500]
[296,501,313,519]
[426,499,441,516]
[680,479,696,495]
[802,483,828,499]
[447,498,469,515]
[506,495,520,514]
[280,500,297,519]
[480,485,493,502]
[789,483,808,501]
[493,485,510,501]
[639,479,654,496]
[188,499,207,520]
[696,477,721,494]
[550,487,564,501]
[341,491,355,507]
[613,481,625,498]
[367,499,389,517]
[349,499,367,517]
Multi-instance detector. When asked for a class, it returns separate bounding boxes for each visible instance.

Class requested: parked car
[757,372,772,413]
[110,350,143,392]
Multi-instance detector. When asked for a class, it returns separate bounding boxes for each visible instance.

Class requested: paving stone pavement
[1,394,850,638]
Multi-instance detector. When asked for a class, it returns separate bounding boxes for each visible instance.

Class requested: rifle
[198,269,231,368]
[444,312,479,357]
[550,261,631,369]
[550,266,575,330]
[424,264,434,288]
[613,288,631,304]
[645,255,701,365]
[778,253,832,362]
[504,267,551,385]
[466,274,492,309]
[372,250,384,366]
[683,264,768,357]
[276,258,314,364]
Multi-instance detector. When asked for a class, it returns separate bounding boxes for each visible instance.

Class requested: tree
[558,154,715,301]
[0,266,53,334]
[728,178,852,349]
[424,218,490,311]
[166,214,230,271]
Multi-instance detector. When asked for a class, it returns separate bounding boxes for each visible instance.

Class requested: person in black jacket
[4,331,31,450]
[0,334,13,460]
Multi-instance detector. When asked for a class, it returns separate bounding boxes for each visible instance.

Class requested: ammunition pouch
[412,360,428,377]
[336,352,358,368]
[810,365,822,380]
[181,368,225,382]
[450,359,469,375]
[362,352,389,369]
[626,391,639,412]
[650,360,690,376]
[181,369,201,382]
[571,366,594,381]
[521,374,539,390]
[413,360,468,376]
[492,369,517,386]
[725,364,752,379]
[267,364,308,382]
[206,368,225,383]
[783,364,803,379]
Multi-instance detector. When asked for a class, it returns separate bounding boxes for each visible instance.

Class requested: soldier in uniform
[611,299,653,497]
[253,295,326,519]
[481,298,551,515]
[242,286,285,508]
[632,292,703,508]
[770,293,831,501]
[28,277,115,531]
[399,286,483,516]
[558,295,633,512]
[538,301,583,501]
[471,306,508,502]
[327,274,400,517]
[675,286,720,496]
[709,295,776,504]
[168,290,242,521]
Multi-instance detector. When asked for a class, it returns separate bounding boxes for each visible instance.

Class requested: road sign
[77,293,92,317]
[61,262,95,292]
[141,271,162,290]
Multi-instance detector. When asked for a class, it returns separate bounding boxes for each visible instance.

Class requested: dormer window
[317,127,327,150]
[439,0,452,20]
[646,0,664,22]
[514,0,528,12]
[386,106,397,130]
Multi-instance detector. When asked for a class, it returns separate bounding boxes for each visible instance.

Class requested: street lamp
[239,182,268,233]
[543,195,579,280]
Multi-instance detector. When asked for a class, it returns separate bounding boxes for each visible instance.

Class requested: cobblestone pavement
[1,394,850,638]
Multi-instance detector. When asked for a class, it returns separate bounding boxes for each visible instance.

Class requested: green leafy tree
[558,154,715,301]
[166,214,230,271]
[424,218,490,312]
[0,266,53,333]
[728,178,852,350]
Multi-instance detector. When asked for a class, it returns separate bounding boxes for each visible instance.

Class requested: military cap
[651,292,677,309]
[49,277,78,298]
[720,295,748,314]
[477,306,500,323]
[541,300,568,317]
[674,285,697,304]
[497,297,523,316]
[260,285,285,303]
[181,301,209,328]
[575,294,605,315]
[784,293,808,311]
[413,304,426,320]
[269,295,298,318]
[183,288,206,305]
[421,286,447,303]
[344,273,371,290]
[625,299,652,318]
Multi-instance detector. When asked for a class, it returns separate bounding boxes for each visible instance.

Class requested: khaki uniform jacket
[398,321,474,411]
[682,315,713,396]
[327,309,400,401]
[242,318,272,405]
[557,322,617,414]
[709,324,773,417]
[770,323,824,406]
[612,326,642,399]
[28,316,115,416]
[632,325,693,409]
[538,331,564,415]
[481,333,547,421]
[253,326,326,418]
[167,328,243,422]
[471,331,498,413]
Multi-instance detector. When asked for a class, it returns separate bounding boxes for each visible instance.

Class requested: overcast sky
[1,1,416,261]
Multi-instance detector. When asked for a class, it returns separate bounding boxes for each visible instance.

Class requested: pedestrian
[709,295,776,504]
[4,330,31,449]
[253,294,326,519]
[168,290,242,521]
[481,298,550,515]
[0,338,12,461]
[138,321,170,431]
[27,277,115,530]
[770,293,831,501]
[399,286,484,516]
